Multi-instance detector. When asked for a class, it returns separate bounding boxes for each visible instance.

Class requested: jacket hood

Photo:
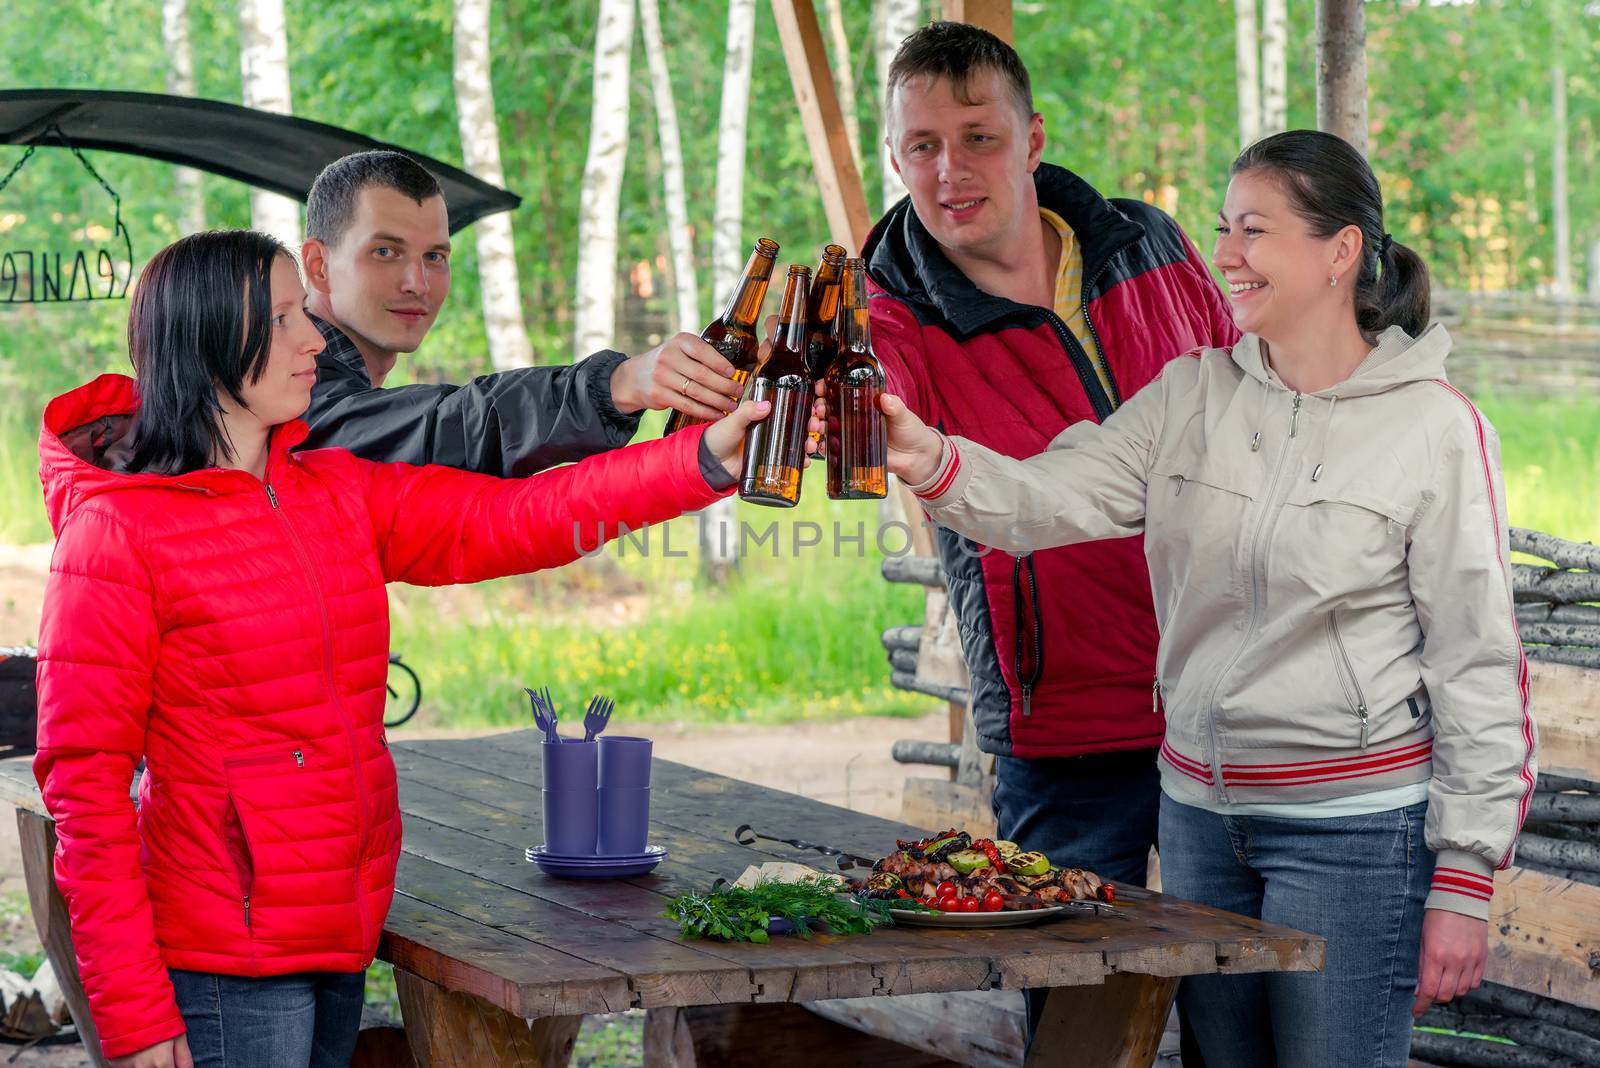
[39,373,308,537]
[863,162,1143,336]
[1231,323,1453,399]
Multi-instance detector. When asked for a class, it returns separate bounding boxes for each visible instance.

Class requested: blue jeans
[1158,795,1432,1068]
[170,969,365,1068]
[993,748,1162,1048]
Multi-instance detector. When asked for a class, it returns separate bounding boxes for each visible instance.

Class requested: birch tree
[876,0,919,212]
[453,0,534,369]
[703,0,758,582]
[162,0,205,234]
[1233,0,1261,147]
[573,0,634,358]
[639,0,698,332]
[238,0,300,246]
[1261,0,1287,135]
[712,0,756,302]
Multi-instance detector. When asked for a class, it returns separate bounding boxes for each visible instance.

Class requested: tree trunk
[712,0,757,303]
[823,0,862,172]
[1552,64,1572,297]
[875,0,919,212]
[1233,0,1261,148]
[1588,236,1600,301]
[237,0,300,246]
[453,0,534,370]
[162,0,206,234]
[573,0,635,360]
[1315,0,1367,156]
[1260,0,1287,135]
[703,0,759,582]
[639,0,699,333]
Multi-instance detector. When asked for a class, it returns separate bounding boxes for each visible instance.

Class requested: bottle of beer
[826,258,887,500]
[739,265,812,507]
[803,244,848,457]
[663,237,779,436]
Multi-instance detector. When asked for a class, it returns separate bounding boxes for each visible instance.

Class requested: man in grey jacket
[297,151,742,474]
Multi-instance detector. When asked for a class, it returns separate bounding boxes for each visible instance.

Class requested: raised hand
[879,393,945,486]
[610,332,744,420]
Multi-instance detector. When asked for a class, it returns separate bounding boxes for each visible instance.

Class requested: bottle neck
[722,253,777,329]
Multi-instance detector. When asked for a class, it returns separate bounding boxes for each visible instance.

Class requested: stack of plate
[525,844,667,879]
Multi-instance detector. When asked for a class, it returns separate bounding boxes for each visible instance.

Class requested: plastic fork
[524,686,560,743]
[582,694,615,742]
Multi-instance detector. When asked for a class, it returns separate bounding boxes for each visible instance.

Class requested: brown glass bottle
[803,244,848,458]
[825,259,887,500]
[739,265,812,507]
[663,237,779,436]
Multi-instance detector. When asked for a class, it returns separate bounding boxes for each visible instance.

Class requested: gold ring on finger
[680,376,693,396]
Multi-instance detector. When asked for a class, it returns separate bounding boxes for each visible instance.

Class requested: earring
[1329,275,1338,287]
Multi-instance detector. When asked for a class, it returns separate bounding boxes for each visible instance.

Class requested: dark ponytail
[1232,130,1430,342]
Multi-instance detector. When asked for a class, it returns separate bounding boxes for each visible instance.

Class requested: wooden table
[1,732,1325,1067]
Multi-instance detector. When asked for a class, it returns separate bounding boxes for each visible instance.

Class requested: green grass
[1477,392,1600,545]
[0,402,51,545]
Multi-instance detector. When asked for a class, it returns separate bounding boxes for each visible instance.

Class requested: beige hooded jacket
[909,325,1536,920]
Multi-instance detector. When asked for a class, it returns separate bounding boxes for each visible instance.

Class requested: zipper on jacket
[1171,475,1186,497]
[1151,677,1162,716]
[243,893,251,929]
[1042,310,1116,422]
[263,480,376,953]
[1078,262,1122,409]
[1327,614,1371,750]
[1197,390,1302,802]
[294,748,304,768]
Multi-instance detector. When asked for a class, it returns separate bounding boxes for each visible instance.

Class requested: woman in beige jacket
[880,131,1535,1068]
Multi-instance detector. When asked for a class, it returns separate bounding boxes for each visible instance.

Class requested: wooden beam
[941,1,1015,45]
[1486,866,1600,1011]
[17,809,108,1068]
[771,0,873,252]
[1530,661,1600,781]
[1316,0,1368,155]
[1028,971,1179,1068]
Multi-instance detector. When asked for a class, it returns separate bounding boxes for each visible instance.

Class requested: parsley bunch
[665,880,895,943]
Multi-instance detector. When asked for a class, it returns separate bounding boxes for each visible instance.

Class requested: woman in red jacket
[35,230,768,1068]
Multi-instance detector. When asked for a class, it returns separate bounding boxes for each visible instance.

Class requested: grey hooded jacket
[909,325,1537,920]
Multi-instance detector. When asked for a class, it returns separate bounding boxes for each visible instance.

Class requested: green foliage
[665,878,891,943]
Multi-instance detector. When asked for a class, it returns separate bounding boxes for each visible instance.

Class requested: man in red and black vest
[866,18,1236,996]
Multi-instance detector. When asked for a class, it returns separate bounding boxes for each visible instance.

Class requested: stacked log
[1415,981,1600,1067]
[1512,529,1600,670]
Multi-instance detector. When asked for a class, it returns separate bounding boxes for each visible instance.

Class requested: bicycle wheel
[384,653,422,728]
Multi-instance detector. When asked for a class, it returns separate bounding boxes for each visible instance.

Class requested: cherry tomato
[935,881,957,898]
[936,892,958,912]
[960,896,982,912]
[982,891,1005,913]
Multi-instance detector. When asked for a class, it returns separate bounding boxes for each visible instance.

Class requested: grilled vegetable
[1007,851,1051,877]
[946,849,993,875]
[992,840,1021,860]
[922,831,972,863]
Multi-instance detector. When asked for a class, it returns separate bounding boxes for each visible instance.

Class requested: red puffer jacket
[866,163,1239,760]
[34,374,726,1059]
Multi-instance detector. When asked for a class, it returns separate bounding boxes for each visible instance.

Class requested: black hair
[125,230,287,475]
[1232,130,1430,341]
[887,21,1034,120]
[305,150,443,247]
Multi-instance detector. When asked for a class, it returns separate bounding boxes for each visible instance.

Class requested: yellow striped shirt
[1040,207,1115,406]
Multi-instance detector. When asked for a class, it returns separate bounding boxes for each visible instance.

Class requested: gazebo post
[1316,0,1368,155]
[940,0,1014,44]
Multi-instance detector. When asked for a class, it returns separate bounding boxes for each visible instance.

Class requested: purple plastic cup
[597,736,653,788]
[542,788,598,857]
[542,738,597,792]
[597,786,651,856]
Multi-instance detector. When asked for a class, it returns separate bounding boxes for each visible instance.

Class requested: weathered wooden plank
[382,871,634,1018]
[394,969,580,1068]
[769,0,871,250]
[1027,971,1179,1068]
[1486,865,1600,1010]
[807,990,1025,1068]
[16,809,108,1068]
[644,1002,961,1067]
[1529,661,1600,782]
[941,0,1014,44]
[0,754,46,813]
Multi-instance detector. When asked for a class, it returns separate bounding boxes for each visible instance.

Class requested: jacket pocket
[1146,459,1256,587]
[1325,613,1370,750]
[1279,480,1413,600]
[223,743,311,930]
